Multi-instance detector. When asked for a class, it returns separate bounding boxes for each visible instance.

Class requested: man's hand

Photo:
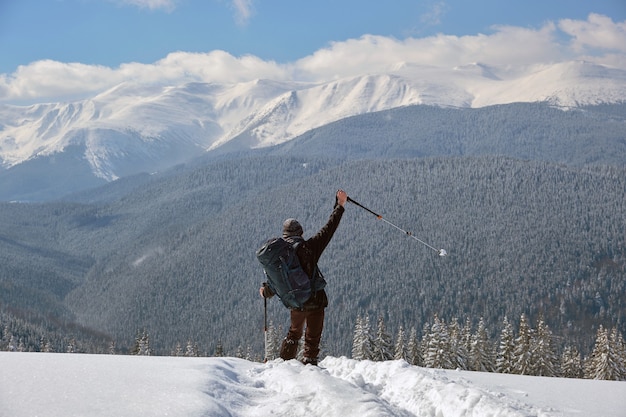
[259,284,273,298]
[336,189,347,207]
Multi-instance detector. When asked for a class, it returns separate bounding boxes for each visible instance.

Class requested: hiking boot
[279,338,298,360]
[301,357,318,366]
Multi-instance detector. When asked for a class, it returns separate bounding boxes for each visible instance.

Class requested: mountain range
[1,60,626,201]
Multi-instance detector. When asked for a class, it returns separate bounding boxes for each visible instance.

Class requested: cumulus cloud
[294,22,564,81]
[0,51,288,103]
[1,13,624,104]
[559,13,626,53]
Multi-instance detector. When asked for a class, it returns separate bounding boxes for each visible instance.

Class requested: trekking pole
[347,196,448,257]
[263,282,269,363]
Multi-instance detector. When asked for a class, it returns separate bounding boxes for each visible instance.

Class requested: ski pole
[263,282,269,363]
[347,196,448,257]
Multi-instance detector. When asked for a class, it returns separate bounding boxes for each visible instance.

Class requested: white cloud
[294,23,564,81]
[230,0,254,26]
[1,14,624,104]
[419,0,448,28]
[0,51,288,103]
[112,0,179,11]
[559,13,626,53]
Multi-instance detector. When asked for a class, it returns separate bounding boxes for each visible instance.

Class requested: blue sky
[1,0,625,103]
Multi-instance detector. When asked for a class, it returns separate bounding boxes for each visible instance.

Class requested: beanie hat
[282,218,303,238]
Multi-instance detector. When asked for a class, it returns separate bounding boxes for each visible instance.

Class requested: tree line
[3,306,624,383]
[349,313,626,381]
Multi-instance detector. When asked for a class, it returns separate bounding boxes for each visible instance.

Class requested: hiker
[259,189,347,365]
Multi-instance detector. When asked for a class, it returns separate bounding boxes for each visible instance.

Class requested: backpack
[256,237,321,309]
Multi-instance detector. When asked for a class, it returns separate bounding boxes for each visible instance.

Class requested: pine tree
[214,340,224,357]
[496,316,515,374]
[461,317,473,365]
[609,328,626,380]
[532,316,558,377]
[585,326,624,380]
[561,345,583,379]
[131,329,151,356]
[66,338,77,353]
[420,321,431,362]
[172,342,183,356]
[264,321,280,361]
[372,316,393,362]
[235,345,245,359]
[185,339,199,357]
[406,327,423,366]
[448,317,468,370]
[469,317,494,372]
[513,314,533,375]
[424,314,453,369]
[352,314,373,361]
[393,326,407,361]
[7,335,17,352]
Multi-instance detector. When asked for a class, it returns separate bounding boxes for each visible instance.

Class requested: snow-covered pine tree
[424,314,454,369]
[264,321,280,361]
[461,317,473,365]
[235,345,245,359]
[561,345,583,379]
[372,315,393,362]
[584,326,624,380]
[66,338,77,353]
[393,326,407,361]
[609,328,626,380]
[351,314,373,361]
[496,316,515,374]
[420,321,430,362]
[512,314,533,375]
[131,329,151,356]
[406,326,423,366]
[185,339,199,357]
[531,316,558,377]
[7,334,17,352]
[172,342,183,356]
[469,317,494,372]
[448,317,468,370]
[214,340,224,357]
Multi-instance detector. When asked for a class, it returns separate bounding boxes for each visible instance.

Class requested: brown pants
[280,308,325,360]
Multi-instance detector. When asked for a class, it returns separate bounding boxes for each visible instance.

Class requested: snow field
[1,352,624,417]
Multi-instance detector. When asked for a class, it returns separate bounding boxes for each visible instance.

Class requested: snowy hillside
[1,60,625,184]
[1,353,624,417]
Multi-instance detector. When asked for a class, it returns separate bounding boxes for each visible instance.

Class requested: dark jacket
[287,203,345,310]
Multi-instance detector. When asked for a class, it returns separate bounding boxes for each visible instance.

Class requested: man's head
[282,218,303,238]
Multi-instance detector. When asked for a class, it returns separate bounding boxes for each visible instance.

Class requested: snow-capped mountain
[0,61,625,197]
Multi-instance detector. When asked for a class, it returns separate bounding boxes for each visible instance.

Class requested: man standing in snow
[259,189,347,365]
